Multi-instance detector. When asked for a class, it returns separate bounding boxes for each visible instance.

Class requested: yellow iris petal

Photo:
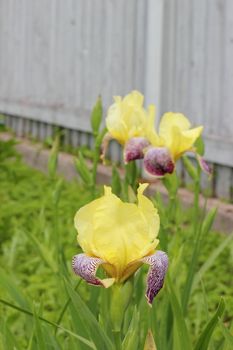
[159,112,191,143]
[106,91,148,145]
[158,112,203,159]
[74,184,160,281]
[145,105,164,147]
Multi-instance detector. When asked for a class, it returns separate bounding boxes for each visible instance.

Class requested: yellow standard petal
[145,105,164,147]
[74,184,160,282]
[158,112,203,159]
[106,91,148,145]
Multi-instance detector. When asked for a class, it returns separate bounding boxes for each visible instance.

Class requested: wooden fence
[0,0,232,200]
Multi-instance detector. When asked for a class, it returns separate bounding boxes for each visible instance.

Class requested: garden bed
[0,137,233,349]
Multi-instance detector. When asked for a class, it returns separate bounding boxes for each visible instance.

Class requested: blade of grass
[219,321,233,349]
[194,298,225,350]
[33,305,62,350]
[23,229,58,273]
[0,298,96,350]
[0,269,30,309]
[182,207,216,314]
[167,275,192,350]
[122,308,140,350]
[192,234,233,291]
[33,306,47,350]
[0,319,20,350]
[55,279,82,334]
[68,303,91,350]
[65,281,114,350]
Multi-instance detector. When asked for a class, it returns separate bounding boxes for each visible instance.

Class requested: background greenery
[0,136,233,349]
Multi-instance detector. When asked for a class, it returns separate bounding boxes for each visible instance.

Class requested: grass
[0,138,233,349]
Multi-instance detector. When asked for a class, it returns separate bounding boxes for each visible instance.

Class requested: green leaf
[55,279,82,333]
[52,178,64,206]
[65,281,114,350]
[91,96,103,136]
[0,298,96,349]
[192,234,233,292]
[201,207,217,236]
[162,171,179,196]
[33,306,47,350]
[48,133,60,178]
[23,230,58,273]
[125,161,138,192]
[219,321,233,349]
[69,302,91,350]
[111,165,122,196]
[74,152,92,186]
[122,308,140,350]
[0,269,30,309]
[182,155,198,181]
[0,319,20,350]
[195,136,205,156]
[94,127,107,149]
[167,275,192,350]
[181,207,216,314]
[194,299,225,350]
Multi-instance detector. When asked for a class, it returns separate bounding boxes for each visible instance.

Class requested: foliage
[0,99,233,349]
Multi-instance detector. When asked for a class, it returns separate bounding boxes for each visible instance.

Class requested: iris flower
[106,90,147,145]
[143,111,204,176]
[102,91,150,162]
[72,183,168,304]
[104,90,210,177]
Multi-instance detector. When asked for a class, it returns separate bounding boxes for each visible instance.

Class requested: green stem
[52,199,61,264]
[193,167,201,235]
[112,331,122,350]
[182,165,202,314]
[91,146,100,198]
[123,161,138,201]
[91,128,107,199]
[168,194,176,222]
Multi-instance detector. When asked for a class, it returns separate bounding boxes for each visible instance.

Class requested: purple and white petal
[141,250,168,305]
[72,253,114,288]
[196,154,212,176]
[144,147,175,177]
[124,137,150,163]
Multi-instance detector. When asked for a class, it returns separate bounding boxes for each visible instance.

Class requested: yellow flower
[106,91,148,145]
[72,183,168,304]
[74,183,159,281]
[146,111,203,161]
[143,111,204,177]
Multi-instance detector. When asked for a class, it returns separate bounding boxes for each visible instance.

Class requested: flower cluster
[104,90,210,177]
[72,90,210,307]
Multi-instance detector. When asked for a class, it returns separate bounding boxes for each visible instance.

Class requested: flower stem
[193,166,201,235]
[112,331,122,350]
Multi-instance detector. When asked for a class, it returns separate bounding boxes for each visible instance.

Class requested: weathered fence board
[0,0,146,131]
[161,0,233,167]
[0,0,233,200]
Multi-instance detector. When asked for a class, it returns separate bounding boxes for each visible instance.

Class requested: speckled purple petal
[141,250,168,305]
[124,137,150,163]
[197,155,212,175]
[72,254,111,287]
[144,147,175,177]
